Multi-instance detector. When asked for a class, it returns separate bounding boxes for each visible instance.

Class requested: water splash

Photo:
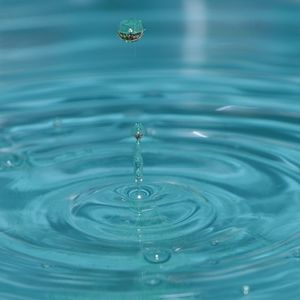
[133,122,145,186]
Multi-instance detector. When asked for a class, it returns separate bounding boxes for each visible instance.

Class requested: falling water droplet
[118,19,144,43]
[242,285,250,296]
[143,247,171,264]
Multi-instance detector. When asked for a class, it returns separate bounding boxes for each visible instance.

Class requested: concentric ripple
[1,105,300,299]
[1,0,300,299]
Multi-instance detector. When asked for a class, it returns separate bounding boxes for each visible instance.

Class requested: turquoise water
[1,0,300,299]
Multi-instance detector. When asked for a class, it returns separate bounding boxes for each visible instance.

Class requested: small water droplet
[133,122,145,141]
[210,240,219,246]
[118,19,144,43]
[143,247,171,264]
[242,285,250,296]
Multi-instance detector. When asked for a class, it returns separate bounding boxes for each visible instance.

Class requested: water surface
[0,0,300,299]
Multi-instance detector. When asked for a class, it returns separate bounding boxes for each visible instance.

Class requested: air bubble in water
[143,247,171,264]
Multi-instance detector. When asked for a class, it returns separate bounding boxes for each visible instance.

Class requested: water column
[133,122,144,197]
[132,122,173,269]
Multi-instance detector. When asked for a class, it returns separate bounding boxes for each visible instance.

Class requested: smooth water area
[1,0,300,299]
